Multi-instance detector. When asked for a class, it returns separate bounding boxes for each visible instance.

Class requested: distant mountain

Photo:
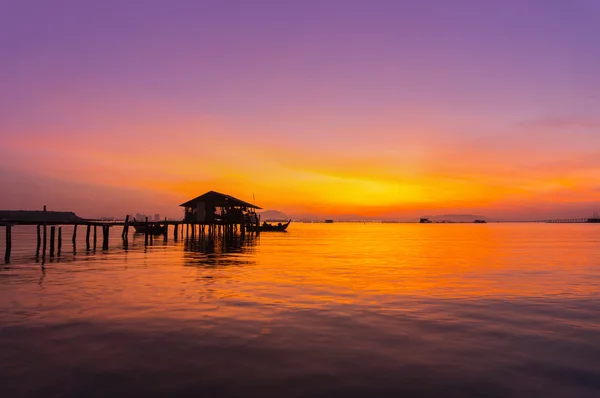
[0,210,84,223]
[423,214,488,222]
[259,210,290,221]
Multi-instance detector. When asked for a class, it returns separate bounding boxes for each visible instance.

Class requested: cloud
[519,116,600,131]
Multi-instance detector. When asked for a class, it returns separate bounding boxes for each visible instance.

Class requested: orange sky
[3,110,600,220]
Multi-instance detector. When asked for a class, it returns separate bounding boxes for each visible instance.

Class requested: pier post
[42,224,47,257]
[93,225,97,249]
[58,227,62,256]
[102,226,109,250]
[174,222,179,241]
[164,218,168,242]
[86,225,91,249]
[72,224,77,246]
[4,225,11,263]
[36,225,41,257]
[50,226,56,257]
[144,217,149,246]
[122,215,129,239]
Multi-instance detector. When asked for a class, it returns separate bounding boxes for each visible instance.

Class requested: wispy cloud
[519,116,600,131]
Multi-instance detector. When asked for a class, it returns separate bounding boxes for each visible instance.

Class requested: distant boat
[474,220,487,224]
[420,217,432,223]
[247,220,291,232]
[132,219,166,234]
[324,219,334,223]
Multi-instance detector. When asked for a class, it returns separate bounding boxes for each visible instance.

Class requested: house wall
[195,201,206,222]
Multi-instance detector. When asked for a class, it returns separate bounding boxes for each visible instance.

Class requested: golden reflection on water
[1,223,599,326]
[2,223,600,397]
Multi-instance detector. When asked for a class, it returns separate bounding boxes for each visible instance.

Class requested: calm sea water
[1,223,600,397]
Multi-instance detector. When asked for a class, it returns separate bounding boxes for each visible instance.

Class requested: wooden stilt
[174,222,179,240]
[4,225,11,263]
[122,215,129,239]
[42,224,47,257]
[86,225,91,249]
[93,225,97,249]
[102,226,109,250]
[36,224,41,257]
[72,224,78,245]
[58,227,62,256]
[164,218,168,241]
[144,217,149,246]
[50,226,56,257]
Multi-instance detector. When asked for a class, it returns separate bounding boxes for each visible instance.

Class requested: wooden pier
[1,190,265,264]
[544,218,600,223]
[1,218,259,264]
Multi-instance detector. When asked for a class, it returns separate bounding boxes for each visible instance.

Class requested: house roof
[179,191,262,209]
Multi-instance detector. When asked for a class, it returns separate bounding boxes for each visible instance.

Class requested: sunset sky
[2,0,600,220]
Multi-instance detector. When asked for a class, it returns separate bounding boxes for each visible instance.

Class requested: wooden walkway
[544,218,600,223]
[1,216,258,264]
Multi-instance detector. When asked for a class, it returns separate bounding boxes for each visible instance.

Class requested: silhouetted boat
[132,223,165,234]
[324,219,334,223]
[420,217,432,223]
[248,220,291,232]
[474,219,487,223]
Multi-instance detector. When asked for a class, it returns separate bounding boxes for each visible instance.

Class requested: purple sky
[1,0,600,219]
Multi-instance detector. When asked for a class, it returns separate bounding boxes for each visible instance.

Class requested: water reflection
[183,234,259,267]
[2,224,600,397]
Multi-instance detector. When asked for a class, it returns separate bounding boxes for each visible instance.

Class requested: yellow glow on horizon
[6,113,600,218]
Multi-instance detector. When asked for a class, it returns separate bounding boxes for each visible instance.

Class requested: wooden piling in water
[93,225,97,249]
[72,224,77,245]
[58,227,62,256]
[102,226,109,250]
[164,218,168,241]
[42,224,47,257]
[174,221,179,240]
[4,225,11,263]
[36,225,41,256]
[50,226,56,257]
[122,215,129,239]
[144,217,149,246]
[86,225,91,249]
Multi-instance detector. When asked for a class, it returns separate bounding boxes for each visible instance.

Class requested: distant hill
[423,214,488,222]
[259,210,290,221]
[0,210,84,223]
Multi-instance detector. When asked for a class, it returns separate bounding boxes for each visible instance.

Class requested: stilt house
[179,191,261,224]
